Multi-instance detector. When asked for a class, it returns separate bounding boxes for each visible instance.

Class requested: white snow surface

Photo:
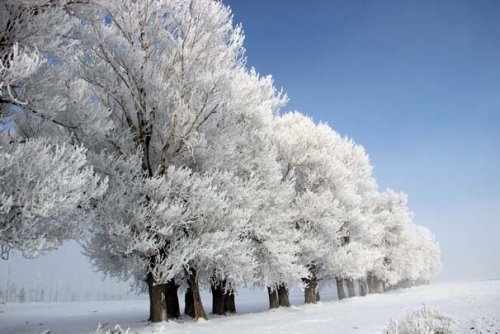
[0,280,498,334]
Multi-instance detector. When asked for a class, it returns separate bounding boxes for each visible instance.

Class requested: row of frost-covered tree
[0,0,441,322]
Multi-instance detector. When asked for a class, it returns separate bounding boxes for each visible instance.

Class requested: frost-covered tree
[362,190,440,292]
[272,112,342,304]
[67,0,295,321]
[85,157,253,320]
[361,190,408,292]
[272,112,378,304]
[387,223,441,289]
[413,225,441,284]
[185,67,301,312]
[328,133,378,299]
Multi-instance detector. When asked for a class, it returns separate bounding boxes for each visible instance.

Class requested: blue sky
[225,0,500,280]
[2,0,499,296]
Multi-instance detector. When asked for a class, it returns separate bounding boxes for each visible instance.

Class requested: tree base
[277,284,290,307]
[267,287,279,309]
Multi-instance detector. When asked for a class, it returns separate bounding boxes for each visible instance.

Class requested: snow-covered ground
[0,280,499,334]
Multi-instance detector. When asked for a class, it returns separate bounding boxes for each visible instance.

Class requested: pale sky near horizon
[1,0,499,299]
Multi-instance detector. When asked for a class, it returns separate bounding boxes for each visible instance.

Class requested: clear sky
[2,0,499,298]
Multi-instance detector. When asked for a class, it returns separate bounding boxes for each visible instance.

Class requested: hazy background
[1,0,499,301]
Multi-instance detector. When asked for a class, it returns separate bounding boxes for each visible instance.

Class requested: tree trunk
[381,279,386,292]
[367,275,374,293]
[316,289,321,302]
[166,279,180,319]
[267,287,279,309]
[277,283,290,307]
[335,277,346,300]
[184,285,195,318]
[223,290,236,314]
[147,273,153,321]
[367,274,381,294]
[147,273,167,322]
[415,278,427,286]
[185,268,208,320]
[358,279,367,297]
[211,281,225,315]
[303,276,318,304]
[345,278,356,298]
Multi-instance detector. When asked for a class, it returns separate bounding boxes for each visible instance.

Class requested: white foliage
[384,305,454,334]
[366,190,441,285]
[0,43,42,105]
[273,111,380,282]
[74,0,305,292]
[329,242,382,280]
[0,137,106,258]
[95,323,130,334]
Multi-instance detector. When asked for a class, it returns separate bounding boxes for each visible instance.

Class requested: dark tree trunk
[277,284,290,307]
[303,276,318,304]
[166,279,180,319]
[184,285,195,318]
[223,290,236,314]
[358,279,367,297]
[147,273,167,322]
[345,278,356,298]
[267,287,279,309]
[335,277,346,300]
[211,281,225,315]
[184,268,208,320]
[316,290,321,302]
[147,273,153,321]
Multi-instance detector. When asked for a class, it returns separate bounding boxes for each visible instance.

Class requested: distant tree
[39,288,45,302]
[272,112,378,304]
[8,282,16,303]
[17,287,26,303]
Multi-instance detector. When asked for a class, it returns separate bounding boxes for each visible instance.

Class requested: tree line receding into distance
[0,0,440,322]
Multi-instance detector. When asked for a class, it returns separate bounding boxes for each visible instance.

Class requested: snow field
[1,280,499,334]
